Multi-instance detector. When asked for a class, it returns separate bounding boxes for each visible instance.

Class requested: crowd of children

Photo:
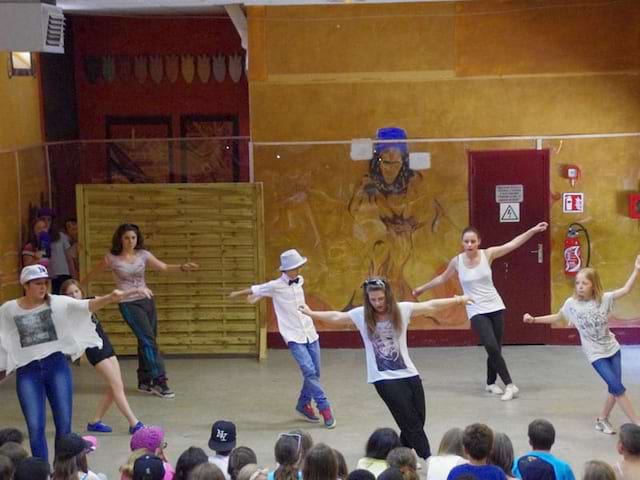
[0,418,638,480]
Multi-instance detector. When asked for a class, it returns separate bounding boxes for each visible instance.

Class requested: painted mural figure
[348,127,443,304]
[413,223,548,401]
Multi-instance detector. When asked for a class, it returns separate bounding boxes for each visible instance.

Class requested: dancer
[413,222,548,401]
[84,223,199,399]
[523,256,640,434]
[300,277,471,459]
[0,265,126,461]
[61,279,144,434]
[229,249,335,428]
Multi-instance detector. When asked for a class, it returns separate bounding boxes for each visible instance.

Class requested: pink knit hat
[130,426,165,452]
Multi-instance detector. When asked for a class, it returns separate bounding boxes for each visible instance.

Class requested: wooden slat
[77,183,265,357]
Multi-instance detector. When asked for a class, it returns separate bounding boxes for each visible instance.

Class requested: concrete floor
[1,345,639,478]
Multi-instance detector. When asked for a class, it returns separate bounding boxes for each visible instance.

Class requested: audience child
[208,421,236,480]
[228,447,257,480]
[616,423,640,479]
[513,419,575,480]
[0,427,25,447]
[582,461,615,480]
[426,428,467,480]
[134,455,165,480]
[269,434,300,480]
[130,426,174,480]
[121,449,152,480]
[333,448,348,480]
[387,447,419,480]
[356,428,401,477]
[346,470,376,480]
[302,443,337,480]
[175,447,209,480]
[188,462,225,480]
[489,433,516,480]
[13,456,51,480]
[447,423,506,480]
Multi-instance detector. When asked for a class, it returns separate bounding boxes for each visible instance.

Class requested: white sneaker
[500,384,519,401]
[595,417,616,435]
[485,384,504,395]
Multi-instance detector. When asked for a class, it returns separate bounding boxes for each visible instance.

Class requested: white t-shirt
[560,292,619,363]
[209,454,231,480]
[348,302,419,383]
[251,274,318,344]
[426,454,467,480]
[0,295,102,374]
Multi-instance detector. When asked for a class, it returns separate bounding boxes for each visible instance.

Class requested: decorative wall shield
[212,54,226,83]
[149,55,164,84]
[116,56,132,82]
[102,56,116,83]
[196,54,211,83]
[228,53,243,83]
[134,55,148,84]
[181,54,195,84]
[84,56,102,84]
[165,55,179,83]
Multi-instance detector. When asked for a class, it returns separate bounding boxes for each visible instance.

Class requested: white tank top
[457,250,505,318]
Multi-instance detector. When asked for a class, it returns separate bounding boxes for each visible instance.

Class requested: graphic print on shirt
[14,308,58,347]
[371,319,406,371]
[567,298,611,342]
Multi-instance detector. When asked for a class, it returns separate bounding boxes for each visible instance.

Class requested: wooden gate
[77,183,266,359]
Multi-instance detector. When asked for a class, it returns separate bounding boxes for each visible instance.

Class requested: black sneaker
[137,382,152,394]
[151,381,175,399]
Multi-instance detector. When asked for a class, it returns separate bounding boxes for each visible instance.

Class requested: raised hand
[532,222,548,233]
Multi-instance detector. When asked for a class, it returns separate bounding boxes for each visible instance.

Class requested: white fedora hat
[279,249,307,272]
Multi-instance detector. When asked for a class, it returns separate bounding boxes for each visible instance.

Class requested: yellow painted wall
[0,52,45,301]
[248,0,640,333]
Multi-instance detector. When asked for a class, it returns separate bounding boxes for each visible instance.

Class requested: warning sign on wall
[495,185,524,203]
[500,203,520,223]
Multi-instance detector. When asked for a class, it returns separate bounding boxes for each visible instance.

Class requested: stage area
[1,345,638,478]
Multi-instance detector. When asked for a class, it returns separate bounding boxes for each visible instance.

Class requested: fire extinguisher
[564,223,590,276]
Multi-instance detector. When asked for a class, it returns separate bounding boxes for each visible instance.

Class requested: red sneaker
[320,408,336,429]
[295,403,320,423]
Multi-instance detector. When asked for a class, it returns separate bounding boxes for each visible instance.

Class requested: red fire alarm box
[630,193,640,219]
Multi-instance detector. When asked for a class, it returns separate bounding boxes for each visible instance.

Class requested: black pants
[470,310,512,385]
[374,375,431,459]
[118,298,166,385]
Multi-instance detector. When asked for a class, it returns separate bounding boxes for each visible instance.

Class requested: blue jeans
[592,350,625,396]
[16,352,73,461]
[288,340,330,411]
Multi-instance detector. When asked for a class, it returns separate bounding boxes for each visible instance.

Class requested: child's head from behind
[130,426,166,456]
[489,432,514,477]
[386,447,418,480]
[575,268,603,303]
[437,428,465,456]
[61,279,84,299]
[618,423,640,457]
[274,433,300,468]
[583,460,616,480]
[528,419,555,451]
[302,443,338,480]
[462,423,494,461]
[365,428,401,460]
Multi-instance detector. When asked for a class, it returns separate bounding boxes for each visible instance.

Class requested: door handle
[530,243,543,264]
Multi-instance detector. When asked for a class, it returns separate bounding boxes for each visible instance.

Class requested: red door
[469,149,550,344]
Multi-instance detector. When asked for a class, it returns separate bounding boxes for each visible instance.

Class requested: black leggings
[374,375,431,459]
[470,310,512,386]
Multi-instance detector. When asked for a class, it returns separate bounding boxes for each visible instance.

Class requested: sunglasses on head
[362,279,386,289]
[278,432,301,452]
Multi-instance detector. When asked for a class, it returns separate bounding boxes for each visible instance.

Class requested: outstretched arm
[412,257,458,297]
[523,311,562,325]
[88,289,129,313]
[146,252,199,273]
[611,255,640,300]
[411,295,471,317]
[298,304,352,325]
[486,222,548,262]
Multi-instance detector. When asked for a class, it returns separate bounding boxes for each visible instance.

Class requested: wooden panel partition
[77,183,266,359]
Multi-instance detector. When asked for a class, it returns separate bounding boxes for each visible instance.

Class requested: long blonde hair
[119,448,151,479]
[362,278,402,337]
[575,268,603,304]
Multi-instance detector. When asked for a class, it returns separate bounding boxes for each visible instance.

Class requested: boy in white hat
[229,249,335,428]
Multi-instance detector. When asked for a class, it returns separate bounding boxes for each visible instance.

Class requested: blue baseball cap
[375,127,408,155]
